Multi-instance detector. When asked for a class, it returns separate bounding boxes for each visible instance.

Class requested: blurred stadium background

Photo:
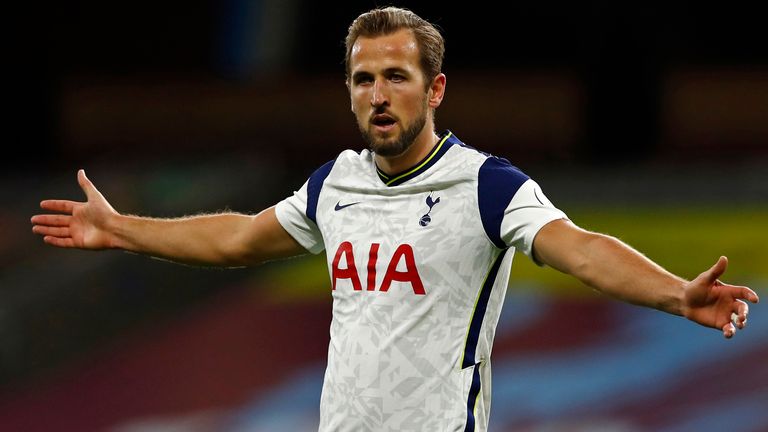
[3,1,767,431]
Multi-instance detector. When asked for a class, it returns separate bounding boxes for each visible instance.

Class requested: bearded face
[348,29,436,160]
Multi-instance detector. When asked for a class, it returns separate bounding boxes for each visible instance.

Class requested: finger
[39,200,78,214]
[702,256,728,285]
[78,169,101,201]
[735,300,749,329]
[720,284,759,303]
[32,225,70,238]
[722,321,736,339]
[741,287,760,303]
[43,236,76,248]
[731,312,748,330]
[31,214,71,227]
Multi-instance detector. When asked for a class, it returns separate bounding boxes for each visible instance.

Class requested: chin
[373,140,411,158]
[363,129,398,155]
[360,114,425,157]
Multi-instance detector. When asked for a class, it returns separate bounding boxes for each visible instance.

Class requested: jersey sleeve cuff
[275,199,325,255]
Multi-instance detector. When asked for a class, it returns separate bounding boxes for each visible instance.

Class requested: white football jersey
[275,131,567,432]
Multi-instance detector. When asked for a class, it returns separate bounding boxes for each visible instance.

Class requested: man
[32,7,758,432]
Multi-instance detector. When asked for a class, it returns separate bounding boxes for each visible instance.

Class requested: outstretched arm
[533,219,759,338]
[31,170,306,267]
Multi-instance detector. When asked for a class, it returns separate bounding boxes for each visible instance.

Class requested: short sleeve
[275,181,325,254]
[477,156,567,264]
[274,159,335,254]
[500,179,567,262]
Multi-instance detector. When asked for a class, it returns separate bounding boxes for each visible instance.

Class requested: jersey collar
[375,130,458,187]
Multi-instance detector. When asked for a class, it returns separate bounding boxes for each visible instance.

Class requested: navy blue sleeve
[306,159,335,224]
[477,157,530,248]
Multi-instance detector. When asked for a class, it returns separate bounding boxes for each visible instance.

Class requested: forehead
[350,28,421,74]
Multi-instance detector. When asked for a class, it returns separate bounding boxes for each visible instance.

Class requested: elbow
[220,242,261,267]
[209,231,259,267]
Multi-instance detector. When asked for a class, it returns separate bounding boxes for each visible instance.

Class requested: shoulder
[475,155,531,215]
[441,132,528,183]
[307,149,367,180]
[474,155,533,248]
[445,140,530,187]
[477,155,530,187]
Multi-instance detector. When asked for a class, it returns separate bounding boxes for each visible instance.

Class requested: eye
[354,75,373,85]
[390,74,405,83]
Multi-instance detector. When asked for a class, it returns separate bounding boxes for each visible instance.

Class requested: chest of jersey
[316,180,495,299]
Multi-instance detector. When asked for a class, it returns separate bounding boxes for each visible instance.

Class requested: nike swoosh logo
[335,201,361,211]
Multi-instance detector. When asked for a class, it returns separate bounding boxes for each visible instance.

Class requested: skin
[533,219,758,338]
[347,28,446,175]
[32,29,758,338]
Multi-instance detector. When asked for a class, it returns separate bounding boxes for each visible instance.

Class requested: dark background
[11,1,768,174]
[2,2,767,430]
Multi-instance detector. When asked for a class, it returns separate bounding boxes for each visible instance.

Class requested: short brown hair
[345,7,445,86]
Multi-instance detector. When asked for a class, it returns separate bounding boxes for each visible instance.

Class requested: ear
[427,73,446,109]
[346,79,354,112]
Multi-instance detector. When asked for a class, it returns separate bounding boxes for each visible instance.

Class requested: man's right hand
[32,169,118,250]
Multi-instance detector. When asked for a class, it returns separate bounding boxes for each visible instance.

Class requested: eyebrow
[351,67,411,81]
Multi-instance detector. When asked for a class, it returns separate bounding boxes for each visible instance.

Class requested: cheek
[400,89,427,109]
[350,92,367,113]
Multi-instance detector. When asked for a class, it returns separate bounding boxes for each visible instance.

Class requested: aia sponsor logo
[331,242,425,295]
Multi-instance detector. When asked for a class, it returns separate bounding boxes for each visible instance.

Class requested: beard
[358,100,429,158]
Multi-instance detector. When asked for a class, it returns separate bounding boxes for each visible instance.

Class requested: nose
[370,79,389,108]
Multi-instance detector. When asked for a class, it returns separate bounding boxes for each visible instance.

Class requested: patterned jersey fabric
[275,131,567,431]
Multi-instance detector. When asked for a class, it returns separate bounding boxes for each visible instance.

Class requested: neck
[375,125,439,175]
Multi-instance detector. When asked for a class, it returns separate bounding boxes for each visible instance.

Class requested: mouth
[370,114,397,132]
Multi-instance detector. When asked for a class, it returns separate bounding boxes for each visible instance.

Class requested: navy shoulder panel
[477,157,530,248]
[306,159,336,224]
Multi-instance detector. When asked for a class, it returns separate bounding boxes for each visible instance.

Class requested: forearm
[33,171,304,266]
[571,233,687,315]
[108,212,258,267]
